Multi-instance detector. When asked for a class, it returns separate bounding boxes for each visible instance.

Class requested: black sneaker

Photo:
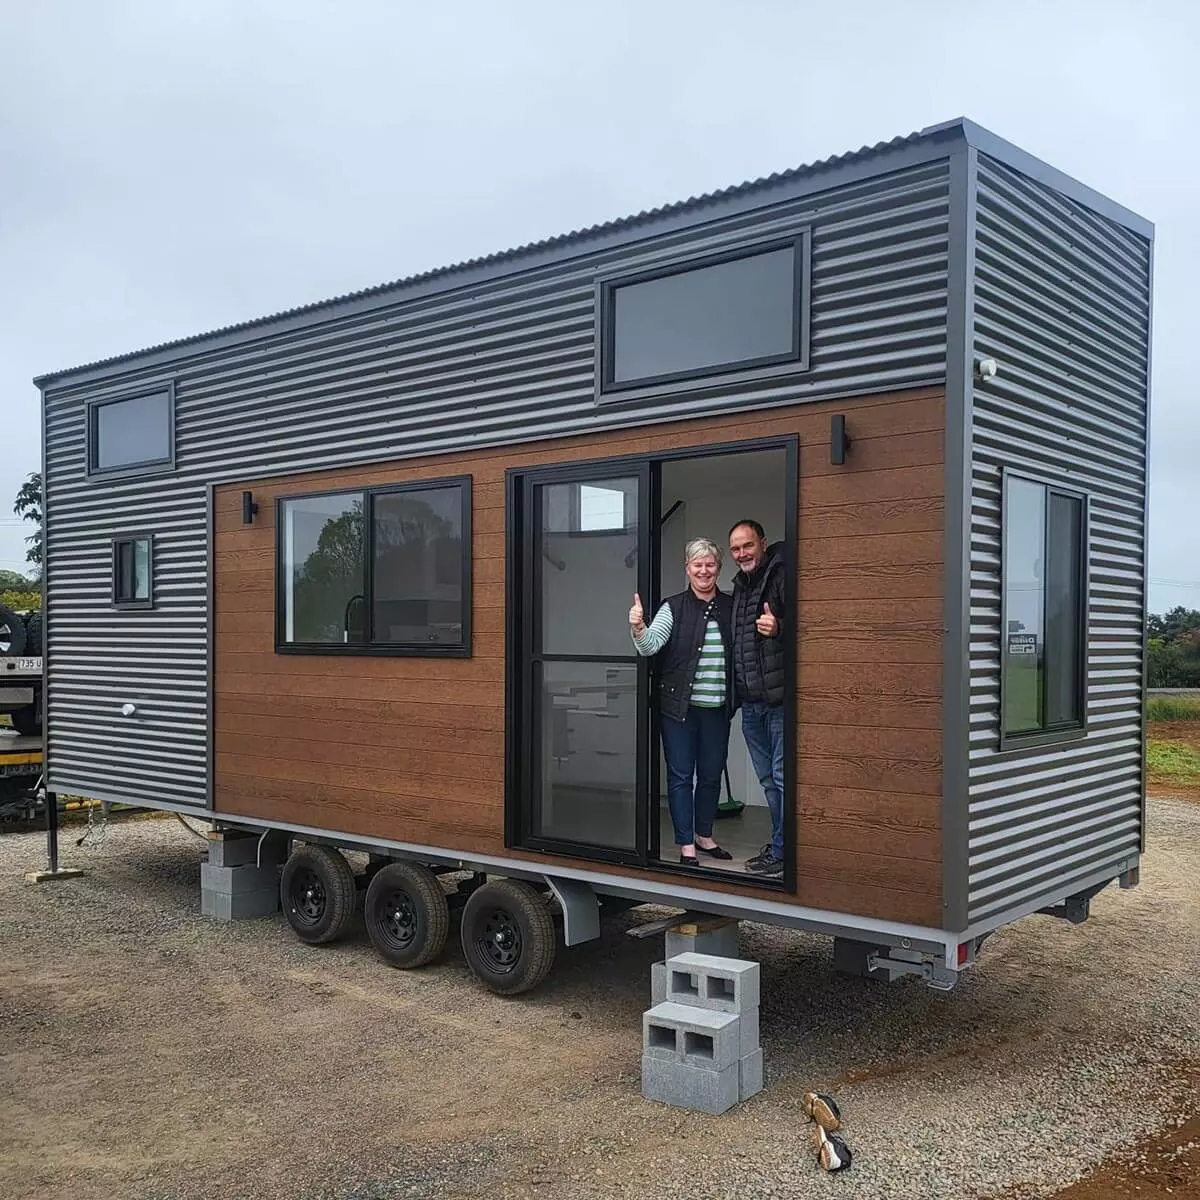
[745,852,783,877]
[745,843,773,867]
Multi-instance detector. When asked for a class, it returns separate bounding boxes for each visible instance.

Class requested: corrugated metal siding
[966,154,1151,924]
[43,159,951,808]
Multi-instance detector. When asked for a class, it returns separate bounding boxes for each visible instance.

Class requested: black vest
[654,588,734,722]
[731,545,787,707]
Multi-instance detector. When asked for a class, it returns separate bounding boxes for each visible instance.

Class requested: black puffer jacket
[730,541,787,707]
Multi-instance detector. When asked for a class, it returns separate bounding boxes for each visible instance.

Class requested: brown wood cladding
[213,387,946,927]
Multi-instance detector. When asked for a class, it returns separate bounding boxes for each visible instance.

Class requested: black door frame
[504,432,798,893]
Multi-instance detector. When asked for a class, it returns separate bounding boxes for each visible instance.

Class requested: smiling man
[728,519,788,878]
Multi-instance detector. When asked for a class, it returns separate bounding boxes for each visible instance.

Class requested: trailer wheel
[22,612,42,657]
[460,878,556,996]
[9,704,40,738]
[363,861,450,969]
[0,605,26,656]
[281,845,357,945]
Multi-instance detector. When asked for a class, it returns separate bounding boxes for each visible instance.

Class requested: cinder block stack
[200,831,287,921]
[641,951,763,1114]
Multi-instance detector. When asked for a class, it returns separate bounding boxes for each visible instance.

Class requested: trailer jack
[1037,878,1113,925]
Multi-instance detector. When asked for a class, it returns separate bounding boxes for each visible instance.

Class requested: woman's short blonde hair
[684,537,723,569]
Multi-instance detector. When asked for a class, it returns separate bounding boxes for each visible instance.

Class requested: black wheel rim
[0,621,13,654]
[477,907,522,974]
[291,868,327,926]
[379,888,420,950]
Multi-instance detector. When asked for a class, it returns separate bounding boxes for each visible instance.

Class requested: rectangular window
[87,386,175,476]
[113,536,153,608]
[278,478,471,656]
[542,479,637,535]
[599,236,808,394]
[1002,473,1087,743]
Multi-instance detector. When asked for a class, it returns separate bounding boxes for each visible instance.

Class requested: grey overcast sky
[1,1,1196,612]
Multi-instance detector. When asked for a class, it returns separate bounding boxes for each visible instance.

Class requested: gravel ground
[1,799,1198,1200]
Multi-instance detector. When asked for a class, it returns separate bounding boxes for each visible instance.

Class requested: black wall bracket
[242,490,259,525]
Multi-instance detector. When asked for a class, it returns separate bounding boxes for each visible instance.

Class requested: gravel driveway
[2,799,1198,1200]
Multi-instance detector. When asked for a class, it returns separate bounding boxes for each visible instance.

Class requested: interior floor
[656,802,773,876]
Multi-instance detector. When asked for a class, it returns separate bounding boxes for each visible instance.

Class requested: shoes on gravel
[812,1123,853,1172]
[802,1090,842,1131]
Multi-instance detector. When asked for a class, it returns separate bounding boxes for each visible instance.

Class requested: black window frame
[595,232,812,399]
[112,534,155,610]
[275,475,473,658]
[998,467,1090,751]
[85,382,177,479]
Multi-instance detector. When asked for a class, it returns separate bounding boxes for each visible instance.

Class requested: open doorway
[505,437,795,889]
[653,447,791,876]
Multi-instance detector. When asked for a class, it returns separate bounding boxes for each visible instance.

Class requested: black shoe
[679,853,700,867]
[695,843,733,861]
[746,843,773,867]
[745,852,783,877]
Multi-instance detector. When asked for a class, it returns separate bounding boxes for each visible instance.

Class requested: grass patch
[1146,738,1200,788]
[1147,695,1200,722]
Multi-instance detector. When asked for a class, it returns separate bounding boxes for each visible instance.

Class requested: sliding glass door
[516,463,650,862]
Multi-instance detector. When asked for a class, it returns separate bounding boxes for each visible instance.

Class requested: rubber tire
[280,844,358,945]
[460,878,556,996]
[0,605,26,656]
[363,861,450,968]
[22,612,42,657]
[9,704,41,738]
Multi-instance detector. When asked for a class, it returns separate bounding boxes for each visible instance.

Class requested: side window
[1002,473,1088,743]
[87,385,175,476]
[113,536,153,609]
[277,478,472,656]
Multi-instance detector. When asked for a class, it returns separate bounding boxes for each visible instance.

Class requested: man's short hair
[728,519,765,541]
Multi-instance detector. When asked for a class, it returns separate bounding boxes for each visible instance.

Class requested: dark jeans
[660,705,731,846]
[741,701,785,858]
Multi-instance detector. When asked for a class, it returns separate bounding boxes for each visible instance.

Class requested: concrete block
[201,887,279,921]
[665,951,760,1015]
[651,960,666,1005]
[200,862,282,896]
[643,1001,742,1070]
[739,1048,764,1101]
[665,919,740,961]
[206,831,289,868]
[641,1054,739,1115]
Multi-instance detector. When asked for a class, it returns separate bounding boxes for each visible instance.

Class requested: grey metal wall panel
[42,159,951,808]
[966,154,1151,925]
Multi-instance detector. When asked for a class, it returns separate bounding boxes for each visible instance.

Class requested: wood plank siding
[213,387,945,926]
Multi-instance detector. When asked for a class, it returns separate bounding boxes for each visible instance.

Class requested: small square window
[113,537,153,608]
[87,385,175,476]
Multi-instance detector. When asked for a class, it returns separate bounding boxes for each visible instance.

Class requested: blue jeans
[741,702,785,858]
[660,705,730,846]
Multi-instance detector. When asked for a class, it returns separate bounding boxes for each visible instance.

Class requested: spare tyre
[22,612,42,657]
[0,605,26,656]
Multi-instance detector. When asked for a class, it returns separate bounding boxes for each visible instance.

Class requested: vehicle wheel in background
[0,606,27,656]
[363,861,450,968]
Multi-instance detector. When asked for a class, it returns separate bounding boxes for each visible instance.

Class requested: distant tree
[1146,607,1200,688]
[0,569,35,591]
[13,471,42,574]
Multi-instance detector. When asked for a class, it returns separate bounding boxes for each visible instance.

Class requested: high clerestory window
[1001,471,1089,745]
[277,478,472,656]
[87,385,175,477]
[597,235,810,396]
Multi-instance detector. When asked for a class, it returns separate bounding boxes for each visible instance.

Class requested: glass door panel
[524,468,647,858]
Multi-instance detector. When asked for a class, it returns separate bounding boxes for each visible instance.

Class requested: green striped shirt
[632,603,727,707]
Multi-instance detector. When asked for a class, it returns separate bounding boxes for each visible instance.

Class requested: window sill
[998,724,1087,753]
[275,643,472,659]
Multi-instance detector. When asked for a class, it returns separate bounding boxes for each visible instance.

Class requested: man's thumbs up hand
[756,602,779,637]
[629,593,646,633]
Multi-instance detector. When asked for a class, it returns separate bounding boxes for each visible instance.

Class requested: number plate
[17,658,41,672]
[1,657,42,673]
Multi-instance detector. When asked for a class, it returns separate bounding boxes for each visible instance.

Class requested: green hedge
[0,590,40,612]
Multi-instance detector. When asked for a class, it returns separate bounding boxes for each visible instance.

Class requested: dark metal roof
[34,117,1153,389]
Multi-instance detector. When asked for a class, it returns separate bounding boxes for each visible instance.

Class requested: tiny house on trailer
[34,118,1154,995]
